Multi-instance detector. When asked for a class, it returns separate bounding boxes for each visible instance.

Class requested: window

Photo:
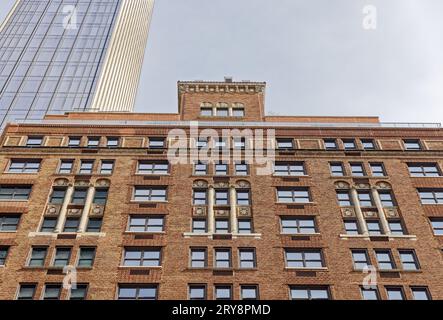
[403,139,421,150]
[133,187,167,202]
[408,163,440,177]
[196,138,209,149]
[418,189,443,204]
[344,220,360,235]
[28,247,47,267]
[276,139,293,150]
[189,285,206,300]
[26,136,43,146]
[388,220,405,235]
[86,218,102,233]
[324,139,337,150]
[63,218,79,233]
[59,160,74,174]
[53,248,71,267]
[330,163,345,176]
[241,286,259,300]
[366,220,382,235]
[285,249,324,268]
[277,188,310,203]
[42,284,60,300]
[8,159,41,173]
[68,137,81,147]
[351,250,371,270]
[0,247,8,265]
[118,285,158,300]
[149,138,165,149]
[107,137,119,148]
[79,160,94,174]
[361,287,380,300]
[215,108,228,117]
[375,250,396,270]
[215,285,232,300]
[200,108,213,116]
[215,249,231,268]
[386,287,405,300]
[194,162,208,175]
[237,190,250,205]
[399,250,419,270]
[0,185,32,200]
[0,215,20,231]
[190,249,207,268]
[123,248,161,267]
[138,161,169,175]
[430,218,443,235]
[70,284,88,300]
[100,161,114,175]
[215,163,228,176]
[215,219,230,234]
[87,137,100,148]
[232,108,245,117]
[215,190,229,205]
[238,219,253,234]
[361,139,376,150]
[357,191,373,207]
[192,219,207,233]
[290,286,330,300]
[77,248,96,268]
[233,137,246,149]
[71,188,87,205]
[50,187,66,204]
[350,163,365,176]
[281,217,316,234]
[370,163,386,177]
[235,162,248,176]
[17,284,36,300]
[336,191,352,206]
[193,189,207,205]
[128,216,164,233]
[378,191,395,207]
[343,139,356,150]
[239,249,256,268]
[215,138,228,149]
[274,162,305,176]
[93,188,109,205]
[411,287,431,300]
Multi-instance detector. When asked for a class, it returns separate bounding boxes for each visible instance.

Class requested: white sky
[1,0,443,123]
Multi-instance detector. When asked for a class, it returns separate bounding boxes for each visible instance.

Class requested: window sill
[0,231,17,233]
[118,266,162,270]
[285,267,328,271]
[339,234,417,240]
[124,231,166,235]
[183,232,262,239]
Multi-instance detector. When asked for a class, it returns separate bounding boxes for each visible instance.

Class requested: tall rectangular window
[87,218,102,233]
[357,191,373,207]
[118,286,158,300]
[378,191,395,207]
[386,287,405,300]
[138,161,169,175]
[190,248,207,268]
[281,217,316,234]
[193,189,207,205]
[50,187,66,204]
[215,219,230,234]
[79,160,94,174]
[239,249,256,269]
[215,190,229,205]
[123,248,161,267]
[215,163,228,176]
[133,187,167,202]
[214,249,231,268]
[277,188,310,203]
[285,249,324,268]
[100,161,114,175]
[43,284,62,300]
[77,248,96,268]
[0,247,9,265]
[71,188,87,205]
[194,162,208,175]
[399,250,420,270]
[375,250,396,270]
[53,247,71,267]
[63,218,80,233]
[336,191,352,206]
[370,163,386,177]
[235,162,248,176]
[344,219,360,235]
[388,220,405,235]
[237,190,250,205]
[0,215,20,231]
[58,160,74,174]
[0,185,32,200]
[366,220,382,235]
[28,247,47,267]
[330,163,345,176]
[192,219,207,233]
[93,188,109,205]
[7,159,41,173]
[238,219,253,234]
[350,163,365,176]
[351,250,371,270]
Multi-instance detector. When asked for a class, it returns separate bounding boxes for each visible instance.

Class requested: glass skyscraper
[0,0,154,128]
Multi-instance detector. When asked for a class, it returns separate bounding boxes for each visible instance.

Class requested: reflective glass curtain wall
[0,0,121,128]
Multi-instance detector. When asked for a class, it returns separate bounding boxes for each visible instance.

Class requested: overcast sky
[1,0,443,122]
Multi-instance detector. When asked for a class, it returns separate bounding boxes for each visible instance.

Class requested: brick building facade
[0,80,442,300]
